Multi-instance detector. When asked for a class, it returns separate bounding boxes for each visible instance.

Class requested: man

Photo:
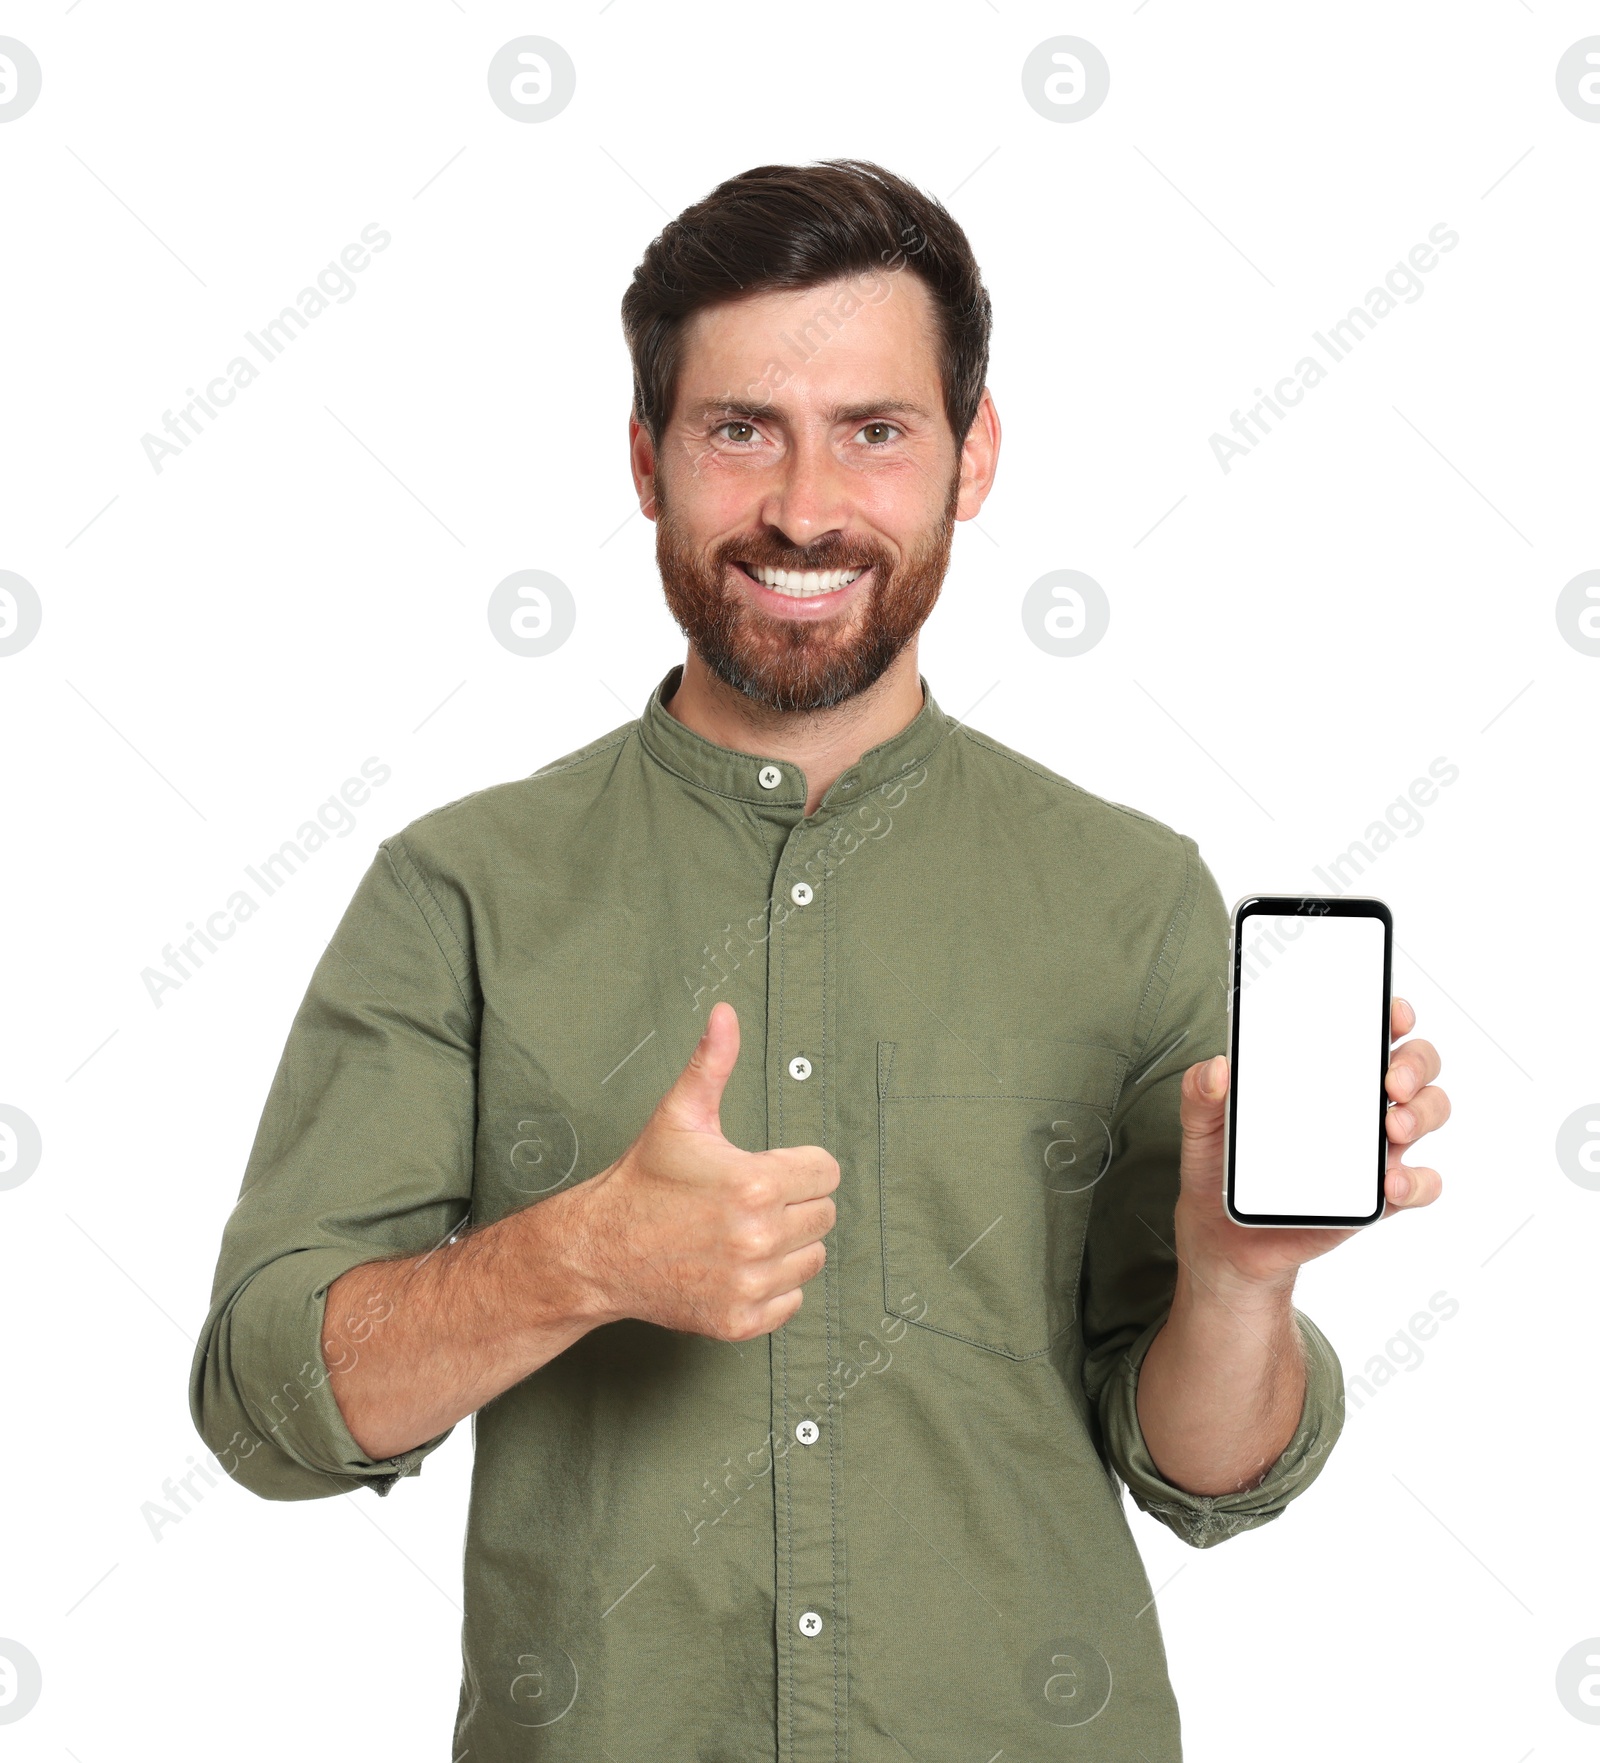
[191,159,1448,1760]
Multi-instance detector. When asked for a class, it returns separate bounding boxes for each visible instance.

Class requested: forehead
[673,271,942,411]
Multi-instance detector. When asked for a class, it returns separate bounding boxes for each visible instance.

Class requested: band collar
[636,662,953,815]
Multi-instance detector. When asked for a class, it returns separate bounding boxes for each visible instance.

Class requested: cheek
[852,460,949,544]
[669,449,773,529]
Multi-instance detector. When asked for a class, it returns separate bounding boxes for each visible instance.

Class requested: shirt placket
[768,807,846,1763]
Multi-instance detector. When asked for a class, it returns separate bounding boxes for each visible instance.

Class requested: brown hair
[620,158,992,448]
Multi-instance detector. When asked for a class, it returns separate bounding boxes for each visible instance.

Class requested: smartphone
[1223,894,1393,1228]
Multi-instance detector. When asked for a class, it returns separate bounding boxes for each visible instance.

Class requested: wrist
[533,1165,625,1331]
[1173,1257,1297,1321]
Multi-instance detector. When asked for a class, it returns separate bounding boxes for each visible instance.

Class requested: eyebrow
[683,397,935,426]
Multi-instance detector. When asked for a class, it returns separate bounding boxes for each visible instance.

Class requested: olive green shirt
[190,663,1344,1761]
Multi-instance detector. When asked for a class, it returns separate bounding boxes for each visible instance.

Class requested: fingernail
[1391,1106,1415,1137]
[1392,1170,1412,1200]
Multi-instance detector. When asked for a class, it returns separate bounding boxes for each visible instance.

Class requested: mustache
[717,539,887,572]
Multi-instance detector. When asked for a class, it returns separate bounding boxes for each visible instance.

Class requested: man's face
[638,271,985,712]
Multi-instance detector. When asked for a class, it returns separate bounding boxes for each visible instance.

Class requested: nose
[757,428,853,553]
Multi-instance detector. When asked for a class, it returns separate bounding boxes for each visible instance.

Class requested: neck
[663,644,926,816]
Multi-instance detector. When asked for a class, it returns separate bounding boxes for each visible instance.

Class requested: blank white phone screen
[1233,913,1385,1218]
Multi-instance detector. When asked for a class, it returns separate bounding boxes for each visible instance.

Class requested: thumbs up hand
[573,1002,840,1342]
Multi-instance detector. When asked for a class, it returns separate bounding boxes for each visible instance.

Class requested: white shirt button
[795,1419,820,1446]
[797,1610,824,1638]
[787,1056,812,1082]
[790,882,814,907]
[757,765,782,790]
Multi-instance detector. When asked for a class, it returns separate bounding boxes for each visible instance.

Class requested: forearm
[322,1181,608,1461]
[1134,1262,1306,1497]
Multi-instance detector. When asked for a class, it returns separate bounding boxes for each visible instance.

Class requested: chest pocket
[877,1036,1128,1360]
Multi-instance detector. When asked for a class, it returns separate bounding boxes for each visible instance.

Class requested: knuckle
[732,1223,776,1263]
[723,1301,767,1341]
[732,1266,769,1303]
[736,1171,775,1212]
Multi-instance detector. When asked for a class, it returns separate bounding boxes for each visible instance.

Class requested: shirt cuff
[1099,1306,1345,1549]
[195,1247,453,1501]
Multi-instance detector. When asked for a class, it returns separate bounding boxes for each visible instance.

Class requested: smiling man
[191,160,1448,1761]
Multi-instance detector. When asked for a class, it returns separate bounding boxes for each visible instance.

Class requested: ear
[629,414,660,520]
[954,387,1001,522]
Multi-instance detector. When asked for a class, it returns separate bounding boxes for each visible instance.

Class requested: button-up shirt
[190,663,1345,1761]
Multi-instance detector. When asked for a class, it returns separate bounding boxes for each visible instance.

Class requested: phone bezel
[1223,893,1393,1229]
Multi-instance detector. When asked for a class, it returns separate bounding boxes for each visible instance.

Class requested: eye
[713,420,760,445]
[856,421,902,446]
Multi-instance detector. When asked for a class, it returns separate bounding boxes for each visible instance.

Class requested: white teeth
[752,565,865,597]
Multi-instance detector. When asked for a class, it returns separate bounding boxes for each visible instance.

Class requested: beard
[654,467,961,714]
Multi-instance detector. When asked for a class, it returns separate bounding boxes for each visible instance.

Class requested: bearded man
[191,159,1447,1762]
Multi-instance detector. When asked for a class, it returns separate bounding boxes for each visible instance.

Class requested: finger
[739,1244,828,1314]
[771,1241,828,1292]
[775,1195,837,1256]
[758,1143,842,1202]
[1385,1036,1440,1103]
[659,1002,741,1135]
[1181,1054,1229,1113]
[1381,1159,1442,1211]
[1390,996,1417,1041]
[1177,1058,1228,1169]
[758,1287,806,1335]
[1384,1082,1451,1146]
[713,1279,806,1344]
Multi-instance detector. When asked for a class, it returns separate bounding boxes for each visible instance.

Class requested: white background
[2,3,1596,1758]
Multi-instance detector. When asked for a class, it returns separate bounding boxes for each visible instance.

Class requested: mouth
[730,559,876,621]
[736,562,869,598]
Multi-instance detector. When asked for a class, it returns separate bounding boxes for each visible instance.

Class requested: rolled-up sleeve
[188,834,479,1501]
[1079,833,1346,1548]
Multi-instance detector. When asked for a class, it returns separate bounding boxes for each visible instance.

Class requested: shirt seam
[877,1043,894,1323]
[783,1312,795,1758]
[954,726,1174,829]
[894,1313,1074,1360]
[1082,835,1199,1424]
[379,835,475,1015]
[393,728,634,837]
[1125,833,1202,1078]
[531,726,634,780]
[880,1088,1116,1102]
[824,835,843,1763]
[777,857,794,1760]
[743,799,782,867]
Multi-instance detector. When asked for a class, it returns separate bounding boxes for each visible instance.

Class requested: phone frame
[1223,893,1393,1229]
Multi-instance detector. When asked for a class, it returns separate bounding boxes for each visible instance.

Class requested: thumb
[659,1000,740,1136]
[1180,1054,1229,1137]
